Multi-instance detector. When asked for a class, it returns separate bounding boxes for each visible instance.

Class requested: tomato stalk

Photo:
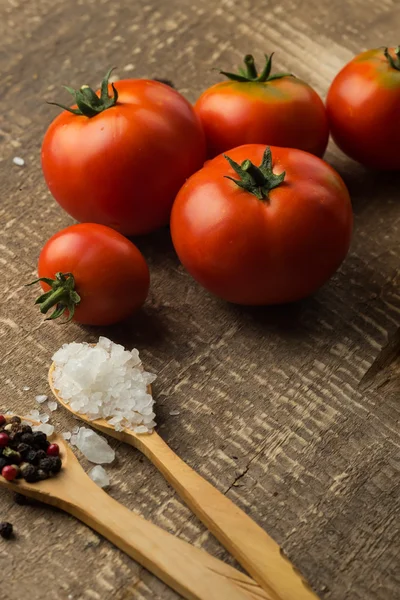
[48,68,118,117]
[220,53,293,83]
[27,272,81,322]
[224,147,285,200]
[384,46,400,71]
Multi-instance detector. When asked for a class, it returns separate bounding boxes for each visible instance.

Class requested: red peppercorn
[0,432,9,448]
[2,465,18,481]
[0,415,6,427]
[47,444,59,457]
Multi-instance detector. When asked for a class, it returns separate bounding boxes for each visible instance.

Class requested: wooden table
[1,1,399,598]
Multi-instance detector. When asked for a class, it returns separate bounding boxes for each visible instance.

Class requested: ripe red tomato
[171,145,353,305]
[327,47,400,169]
[42,70,206,236]
[31,223,150,325]
[195,54,329,158]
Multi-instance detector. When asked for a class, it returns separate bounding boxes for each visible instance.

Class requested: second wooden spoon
[49,363,318,600]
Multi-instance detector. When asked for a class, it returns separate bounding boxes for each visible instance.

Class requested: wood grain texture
[0,0,399,599]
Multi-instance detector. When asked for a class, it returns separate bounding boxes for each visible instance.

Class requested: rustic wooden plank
[0,0,399,599]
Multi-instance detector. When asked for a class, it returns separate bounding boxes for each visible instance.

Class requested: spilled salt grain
[75,427,115,464]
[13,156,24,166]
[48,401,58,412]
[169,410,180,416]
[72,425,80,434]
[33,423,54,436]
[70,434,78,446]
[22,386,30,392]
[35,395,48,404]
[89,465,110,488]
[39,413,49,424]
[62,432,72,440]
[27,409,40,419]
[52,337,157,434]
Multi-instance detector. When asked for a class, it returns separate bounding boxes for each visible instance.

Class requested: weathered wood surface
[0,0,399,599]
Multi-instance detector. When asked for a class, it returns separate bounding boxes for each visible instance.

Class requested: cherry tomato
[31,223,150,325]
[327,47,400,169]
[42,70,206,235]
[195,54,329,158]
[171,145,353,305]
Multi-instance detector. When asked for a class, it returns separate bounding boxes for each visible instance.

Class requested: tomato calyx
[27,272,81,323]
[48,68,118,118]
[220,53,293,83]
[384,46,400,71]
[224,147,285,200]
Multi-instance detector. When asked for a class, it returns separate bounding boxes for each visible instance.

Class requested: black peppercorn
[38,457,53,473]
[35,450,47,463]
[25,449,37,464]
[20,424,32,434]
[20,432,34,446]
[0,522,13,540]
[32,431,48,448]
[10,416,21,424]
[21,464,39,483]
[16,443,30,457]
[47,456,62,474]
[37,469,49,480]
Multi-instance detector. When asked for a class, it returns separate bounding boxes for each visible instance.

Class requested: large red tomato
[195,54,329,158]
[171,145,353,305]
[327,47,400,169]
[30,223,150,325]
[42,70,206,235]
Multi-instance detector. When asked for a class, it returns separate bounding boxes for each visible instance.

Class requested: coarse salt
[52,337,157,434]
[35,395,48,404]
[13,156,25,166]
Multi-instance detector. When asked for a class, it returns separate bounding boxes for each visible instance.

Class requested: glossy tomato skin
[327,48,400,169]
[195,78,329,158]
[42,80,206,236]
[171,145,353,305]
[38,223,150,325]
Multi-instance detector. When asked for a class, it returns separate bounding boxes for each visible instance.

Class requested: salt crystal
[48,401,58,411]
[169,409,180,416]
[35,395,48,404]
[22,386,30,391]
[134,425,150,434]
[62,432,72,440]
[32,423,54,436]
[70,434,78,446]
[88,465,110,488]
[27,409,40,419]
[75,427,115,464]
[72,425,80,434]
[39,413,50,424]
[13,156,24,166]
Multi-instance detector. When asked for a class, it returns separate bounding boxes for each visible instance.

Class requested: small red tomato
[0,415,6,427]
[2,465,18,481]
[47,444,60,457]
[0,432,9,448]
[42,69,206,235]
[29,223,150,326]
[171,145,353,305]
[195,53,329,158]
[327,47,400,169]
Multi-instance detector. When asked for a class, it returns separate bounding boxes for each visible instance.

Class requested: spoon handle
[137,433,318,600]
[65,475,271,600]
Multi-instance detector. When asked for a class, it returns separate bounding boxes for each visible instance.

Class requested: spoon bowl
[49,362,319,600]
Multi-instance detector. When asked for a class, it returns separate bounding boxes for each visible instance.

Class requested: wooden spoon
[0,417,271,600]
[49,364,319,600]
